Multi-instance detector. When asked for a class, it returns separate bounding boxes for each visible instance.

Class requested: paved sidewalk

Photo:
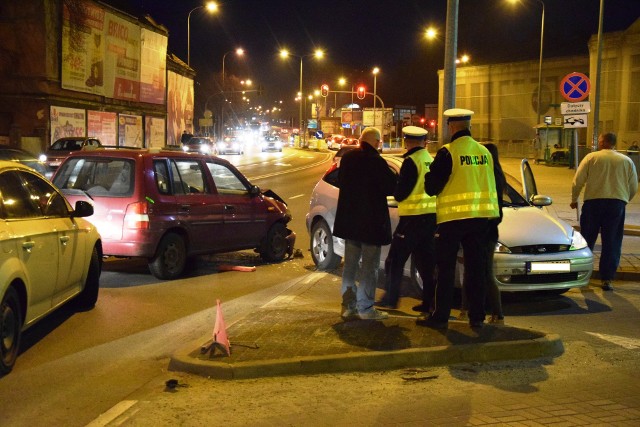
[169,153,640,380]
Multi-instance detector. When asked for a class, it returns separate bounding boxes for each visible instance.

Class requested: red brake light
[124,201,150,229]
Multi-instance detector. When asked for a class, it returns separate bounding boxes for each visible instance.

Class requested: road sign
[563,114,588,128]
[315,130,324,139]
[561,101,591,115]
[560,72,591,102]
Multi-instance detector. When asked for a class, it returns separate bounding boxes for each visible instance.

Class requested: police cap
[402,126,428,140]
[444,108,474,124]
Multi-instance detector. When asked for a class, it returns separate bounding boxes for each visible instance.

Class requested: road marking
[289,194,305,199]
[85,400,138,426]
[303,272,327,284]
[261,295,296,308]
[274,162,291,166]
[586,332,640,349]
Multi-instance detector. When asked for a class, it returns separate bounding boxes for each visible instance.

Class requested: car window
[206,162,248,194]
[154,160,171,195]
[53,157,135,196]
[0,171,41,219]
[21,171,69,217]
[170,159,209,194]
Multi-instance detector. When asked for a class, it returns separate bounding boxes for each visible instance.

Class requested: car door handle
[180,204,191,212]
[60,235,70,246]
[224,205,235,211]
[22,241,35,253]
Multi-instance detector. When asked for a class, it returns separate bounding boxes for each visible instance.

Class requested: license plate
[527,261,571,273]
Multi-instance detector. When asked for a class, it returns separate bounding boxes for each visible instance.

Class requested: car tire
[149,233,187,280]
[1,287,22,376]
[75,247,101,311]
[260,222,289,262]
[310,220,341,270]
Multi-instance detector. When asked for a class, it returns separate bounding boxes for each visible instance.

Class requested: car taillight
[124,201,150,229]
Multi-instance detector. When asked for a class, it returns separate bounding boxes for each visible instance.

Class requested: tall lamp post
[187,1,218,66]
[508,0,545,125]
[280,49,324,147]
[219,48,244,138]
[372,67,379,128]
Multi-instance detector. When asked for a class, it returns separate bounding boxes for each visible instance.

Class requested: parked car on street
[52,148,295,280]
[306,156,593,295]
[182,136,216,155]
[0,147,53,179]
[40,136,103,169]
[326,134,345,150]
[0,161,102,375]
[217,136,244,155]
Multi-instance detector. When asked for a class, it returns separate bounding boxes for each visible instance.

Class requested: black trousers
[432,218,490,323]
[383,214,436,306]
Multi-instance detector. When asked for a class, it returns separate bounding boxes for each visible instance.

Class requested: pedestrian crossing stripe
[586,332,640,349]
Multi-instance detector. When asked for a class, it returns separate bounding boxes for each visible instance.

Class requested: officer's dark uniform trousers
[384,213,436,306]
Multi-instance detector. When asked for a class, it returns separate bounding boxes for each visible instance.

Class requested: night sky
[104,0,640,116]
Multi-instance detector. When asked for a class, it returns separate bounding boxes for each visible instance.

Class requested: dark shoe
[412,303,431,313]
[602,281,614,291]
[488,315,504,325]
[470,320,484,329]
[375,299,397,309]
[416,315,448,329]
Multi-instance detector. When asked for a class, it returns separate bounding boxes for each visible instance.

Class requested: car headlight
[182,146,189,152]
[495,241,511,254]
[570,230,588,250]
[200,146,210,154]
[39,154,47,162]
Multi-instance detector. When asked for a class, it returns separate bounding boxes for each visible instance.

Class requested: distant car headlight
[182,145,189,152]
[200,145,211,154]
[570,230,588,250]
[495,241,512,254]
[39,154,47,162]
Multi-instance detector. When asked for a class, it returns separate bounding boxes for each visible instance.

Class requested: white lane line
[261,295,296,308]
[289,194,305,199]
[586,332,640,349]
[85,400,138,426]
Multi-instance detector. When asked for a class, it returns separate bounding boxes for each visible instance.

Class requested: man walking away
[571,132,638,291]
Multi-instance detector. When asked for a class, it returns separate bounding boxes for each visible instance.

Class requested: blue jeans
[580,199,626,281]
[341,240,381,313]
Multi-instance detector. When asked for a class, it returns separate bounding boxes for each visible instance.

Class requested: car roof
[60,146,233,165]
[0,159,40,172]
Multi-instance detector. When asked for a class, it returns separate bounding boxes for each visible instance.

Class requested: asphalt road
[1,145,638,426]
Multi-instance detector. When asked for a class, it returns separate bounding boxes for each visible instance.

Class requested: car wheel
[310,220,341,270]
[260,222,289,262]
[149,233,187,280]
[75,246,101,311]
[1,287,22,376]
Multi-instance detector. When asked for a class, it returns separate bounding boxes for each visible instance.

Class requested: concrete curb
[169,333,564,380]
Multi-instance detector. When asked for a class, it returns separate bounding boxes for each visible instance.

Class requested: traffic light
[320,84,329,97]
[356,85,366,100]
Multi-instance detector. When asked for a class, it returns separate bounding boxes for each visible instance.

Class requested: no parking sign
[560,72,591,102]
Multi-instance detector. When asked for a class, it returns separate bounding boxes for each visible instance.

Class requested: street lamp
[372,67,379,128]
[280,48,324,147]
[187,1,218,66]
[508,0,545,125]
[219,48,244,138]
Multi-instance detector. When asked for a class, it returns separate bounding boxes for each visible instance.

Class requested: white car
[306,156,593,295]
[0,161,102,375]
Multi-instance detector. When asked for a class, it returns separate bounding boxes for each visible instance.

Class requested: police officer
[375,126,437,311]
[417,109,500,329]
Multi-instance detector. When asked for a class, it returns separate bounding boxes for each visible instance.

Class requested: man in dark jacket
[334,127,396,320]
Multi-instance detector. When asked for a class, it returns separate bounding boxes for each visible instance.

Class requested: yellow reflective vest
[398,149,437,216]
[436,136,499,224]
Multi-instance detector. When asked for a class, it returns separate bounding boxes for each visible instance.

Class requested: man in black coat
[334,127,396,320]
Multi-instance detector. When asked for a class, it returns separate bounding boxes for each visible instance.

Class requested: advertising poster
[105,12,141,102]
[50,106,86,144]
[167,70,194,146]
[140,28,167,104]
[145,116,166,148]
[118,114,143,147]
[88,110,117,146]
[61,1,106,96]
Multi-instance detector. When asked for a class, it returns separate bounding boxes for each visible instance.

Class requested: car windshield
[53,157,135,196]
[51,139,82,151]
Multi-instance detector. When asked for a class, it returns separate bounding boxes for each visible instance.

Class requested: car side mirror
[530,194,552,207]
[71,200,94,218]
[249,185,261,197]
